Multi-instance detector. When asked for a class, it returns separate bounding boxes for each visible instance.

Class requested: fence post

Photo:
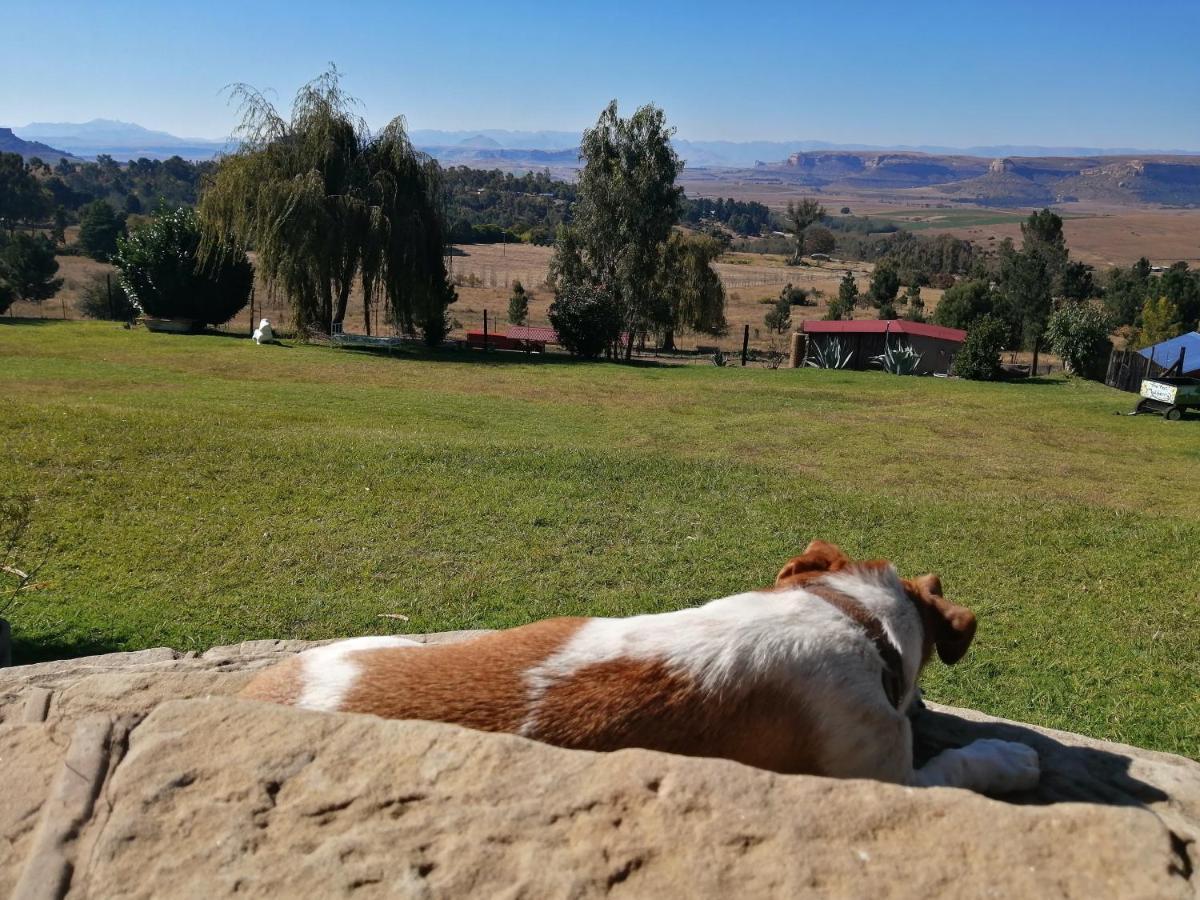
[741,323,750,366]
[483,309,489,352]
[789,332,805,368]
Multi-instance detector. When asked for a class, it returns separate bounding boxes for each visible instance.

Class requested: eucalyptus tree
[550,101,683,359]
[199,68,454,341]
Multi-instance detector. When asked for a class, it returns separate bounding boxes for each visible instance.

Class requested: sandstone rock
[0,637,1195,899]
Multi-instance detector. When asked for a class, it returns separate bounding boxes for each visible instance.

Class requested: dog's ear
[775,540,852,586]
[912,574,977,665]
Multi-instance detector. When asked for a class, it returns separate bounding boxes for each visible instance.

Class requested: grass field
[2,320,1197,758]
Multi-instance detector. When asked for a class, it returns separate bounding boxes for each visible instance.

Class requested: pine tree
[507,280,529,325]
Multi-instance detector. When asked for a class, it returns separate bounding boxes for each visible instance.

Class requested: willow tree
[651,232,726,351]
[199,68,454,341]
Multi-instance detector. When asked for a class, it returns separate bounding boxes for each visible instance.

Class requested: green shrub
[548,284,622,359]
[1045,303,1113,379]
[953,315,1007,380]
[115,207,253,326]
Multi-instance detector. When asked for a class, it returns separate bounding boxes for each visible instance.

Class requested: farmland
[2,321,1197,758]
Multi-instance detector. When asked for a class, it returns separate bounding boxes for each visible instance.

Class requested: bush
[77,273,138,321]
[548,284,622,358]
[801,225,836,257]
[934,278,996,330]
[115,207,253,326]
[1045,303,1112,379]
[779,283,810,306]
[953,315,1007,380]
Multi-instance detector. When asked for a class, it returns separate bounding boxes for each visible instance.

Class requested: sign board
[1140,380,1178,404]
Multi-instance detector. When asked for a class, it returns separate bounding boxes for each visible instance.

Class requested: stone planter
[0,618,10,667]
[141,317,201,334]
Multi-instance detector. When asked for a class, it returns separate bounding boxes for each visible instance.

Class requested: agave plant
[806,337,854,369]
[872,338,922,375]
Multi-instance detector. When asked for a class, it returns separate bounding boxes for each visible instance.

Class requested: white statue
[252,318,275,345]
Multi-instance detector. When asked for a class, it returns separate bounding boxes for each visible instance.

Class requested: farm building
[800,320,967,375]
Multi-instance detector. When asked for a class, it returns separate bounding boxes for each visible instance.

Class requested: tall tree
[0,233,63,309]
[548,101,683,359]
[200,67,454,341]
[1137,296,1182,349]
[786,198,825,263]
[0,153,50,232]
[827,270,859,319]
[507,280,529,325]
[77,200,127,261]
[867,263,900,319]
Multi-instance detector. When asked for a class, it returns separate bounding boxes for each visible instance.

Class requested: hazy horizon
[3,0,1199,151]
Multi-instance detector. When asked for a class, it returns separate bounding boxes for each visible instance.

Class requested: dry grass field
[7,239,942,354]
[679,176,1200,269]
[443,243,945,353]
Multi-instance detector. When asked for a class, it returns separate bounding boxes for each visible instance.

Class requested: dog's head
[775,540,976,666]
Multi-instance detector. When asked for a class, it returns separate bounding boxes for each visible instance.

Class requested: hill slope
[0,128,80,163]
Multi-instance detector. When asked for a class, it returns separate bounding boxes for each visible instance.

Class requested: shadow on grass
[9,630,131,666]
[1,317,54,327]
[913,705,1172,813]
[332,343,674,369]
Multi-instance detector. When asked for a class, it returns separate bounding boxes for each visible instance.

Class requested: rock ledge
[1,636,1196,899]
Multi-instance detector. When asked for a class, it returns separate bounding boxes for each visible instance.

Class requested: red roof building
[799,319,967,375]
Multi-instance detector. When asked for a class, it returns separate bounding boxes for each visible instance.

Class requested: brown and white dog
[240,541,1039,793]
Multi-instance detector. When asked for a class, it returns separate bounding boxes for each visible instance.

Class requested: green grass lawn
[2,320,1197,758]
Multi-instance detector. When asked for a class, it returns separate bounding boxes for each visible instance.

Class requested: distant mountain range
[0,128,81,163]
[407,129,1200,168]
[7,119,1200,205]
[12,120,231,161]
[11,121,1198,167]
[743,151,1200,207]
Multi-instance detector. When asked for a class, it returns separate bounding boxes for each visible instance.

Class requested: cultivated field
[2,321,1196,758]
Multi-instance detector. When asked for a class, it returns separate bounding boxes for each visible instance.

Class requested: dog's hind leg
[910,739,1040,794]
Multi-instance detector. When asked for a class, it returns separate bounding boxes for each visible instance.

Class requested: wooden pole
[483,309,489,351]
[106,273,114,321]
[741,323,750,366]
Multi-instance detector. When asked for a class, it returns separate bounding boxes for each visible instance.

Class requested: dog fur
[240,541,1039,792]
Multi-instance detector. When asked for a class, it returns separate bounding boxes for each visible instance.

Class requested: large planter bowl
[142,317,201,334]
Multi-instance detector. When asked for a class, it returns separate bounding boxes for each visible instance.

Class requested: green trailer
[1134,375,1200,420]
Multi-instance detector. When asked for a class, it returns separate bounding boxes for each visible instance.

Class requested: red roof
[505,325,559,343]
[800,319,967,343]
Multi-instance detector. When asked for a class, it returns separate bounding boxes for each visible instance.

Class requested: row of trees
[680,197,771,236]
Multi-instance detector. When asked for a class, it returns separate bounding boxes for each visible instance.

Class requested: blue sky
[3,0,1199,148]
